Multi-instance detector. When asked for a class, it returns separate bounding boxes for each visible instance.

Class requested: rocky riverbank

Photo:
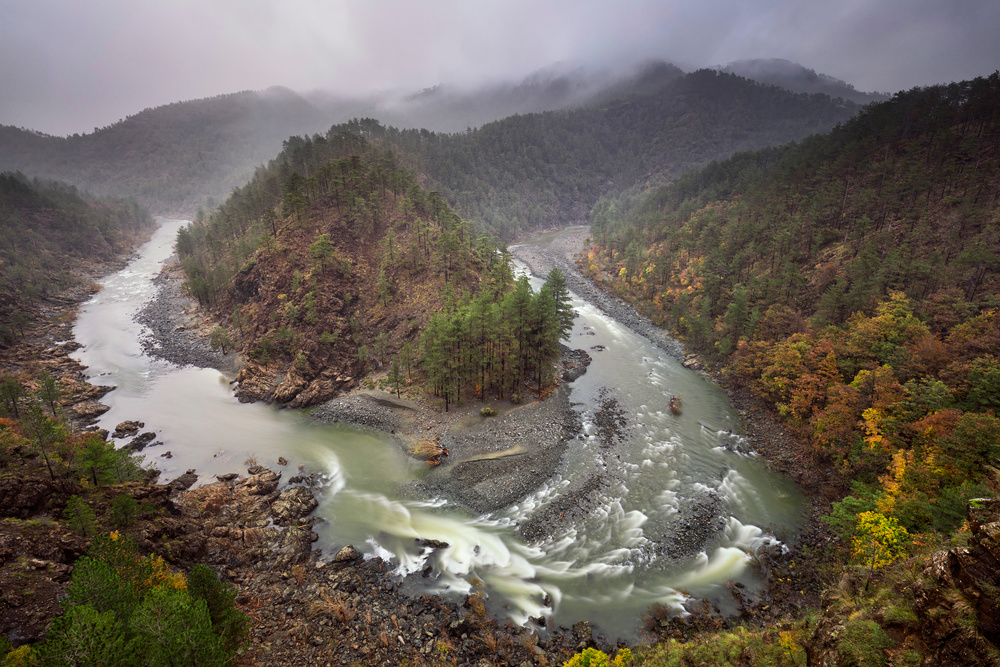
[512,228,686,362]
[136,257,240,374]
[510,227,845,628]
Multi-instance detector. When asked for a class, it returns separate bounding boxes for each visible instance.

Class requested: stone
[417,538,450,550]
[72,400,111,419]
[122,431,157,452]
[243,470,281,496]
[273,372,306,404]
[682,355,702,370]
[333,545,360,563]
[271,486,318,526]
[571,620,592,645]
[113,420,144,438]
[168,470,198,493]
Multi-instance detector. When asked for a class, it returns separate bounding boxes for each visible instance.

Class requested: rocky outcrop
[160,468,321,571]
[0,476,80,519]
[235,362,354,407]
[914,499,1000,653]
[808,499,1000,666]
[560,346,592,382]
[234,363,279,404]
[271,486,319,526]
[113,420,144,438]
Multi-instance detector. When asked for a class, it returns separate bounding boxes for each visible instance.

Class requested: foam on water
[68,221,805,641]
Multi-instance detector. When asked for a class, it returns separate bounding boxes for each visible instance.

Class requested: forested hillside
[0,88,330,215]
[1,66,858,237]
[722,58,890,105]
[587,72,1000,535]
[358,68,859,239]
[178,132,572,408]
[0,172,154,345]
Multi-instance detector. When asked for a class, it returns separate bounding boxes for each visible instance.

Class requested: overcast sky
[2,0,998,136]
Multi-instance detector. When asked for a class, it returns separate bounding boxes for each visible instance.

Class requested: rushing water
[72,218,804,640]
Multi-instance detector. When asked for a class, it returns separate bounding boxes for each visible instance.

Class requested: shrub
[35,533,248,665]
[130,586,228,667]
[110,494,139,527]
[837,617,893,666]
[36,605,132,666]
[563,647,633,667]
[64,495,97,537]
[187,564,250,654]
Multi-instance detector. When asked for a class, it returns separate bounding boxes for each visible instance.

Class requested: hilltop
[584,73,1000,662]
[0,172,154,346]
[1,63,860,234]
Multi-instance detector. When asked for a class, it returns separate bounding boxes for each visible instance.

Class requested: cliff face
[915,499,1000,651]
[808,499,1000,666]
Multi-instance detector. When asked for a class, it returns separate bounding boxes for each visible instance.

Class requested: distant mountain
[721,58,889,105]
[305,61,685,134]
[0,172,154,343]
[0,61,860,223]
[362,67,861,238]
[0,88,331,216]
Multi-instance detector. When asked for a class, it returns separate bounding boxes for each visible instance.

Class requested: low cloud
[1,0,997,135]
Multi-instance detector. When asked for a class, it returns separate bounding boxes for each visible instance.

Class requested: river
[72,218,804,641]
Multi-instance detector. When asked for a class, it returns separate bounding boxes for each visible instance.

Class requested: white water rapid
[72,219,803,640]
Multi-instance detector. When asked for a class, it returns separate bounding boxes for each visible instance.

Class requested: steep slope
[0,88,329,216]
[722,58,890,105]
[0,172,154,345]
[583,71,1000,665]
[178,133,571,408]
[588,72,1000,539]
[2,65,859,238]
[339,68,859,239]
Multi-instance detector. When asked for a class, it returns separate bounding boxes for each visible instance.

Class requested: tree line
[585,72,1000,546]
[0,172,154,346]
[421,267,573,410]
[178,130,573,407]
[327,70,858,241]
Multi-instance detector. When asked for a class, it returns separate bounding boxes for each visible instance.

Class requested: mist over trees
[333,68,859,240]
[1,64,858,237]
[0,172,154,346]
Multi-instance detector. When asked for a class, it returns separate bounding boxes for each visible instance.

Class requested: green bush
[110,494,139,527]
[131,586,228,667]
[33,533,248,665]
[837,618,893,666]
[63,495,96,537]
[36,605,132,666]
[187,564,250,654]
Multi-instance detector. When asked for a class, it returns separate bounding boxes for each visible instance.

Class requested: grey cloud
[1,0,997,135]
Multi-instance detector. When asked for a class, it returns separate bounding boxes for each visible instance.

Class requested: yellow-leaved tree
[852,511,908,589]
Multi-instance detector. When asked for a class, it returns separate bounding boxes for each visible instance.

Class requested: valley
[1,51,999,666]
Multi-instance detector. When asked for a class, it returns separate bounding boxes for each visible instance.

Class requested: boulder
[271,486,318,526]
[122,431,157,452]
[287,378,338,408]
[71,400,111,420]
[242,470,281,496]
[333,544,361,563]
[273,372,306,404]
[560,348,592,382]
[113,420,144,438]
[168,469,199,493]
